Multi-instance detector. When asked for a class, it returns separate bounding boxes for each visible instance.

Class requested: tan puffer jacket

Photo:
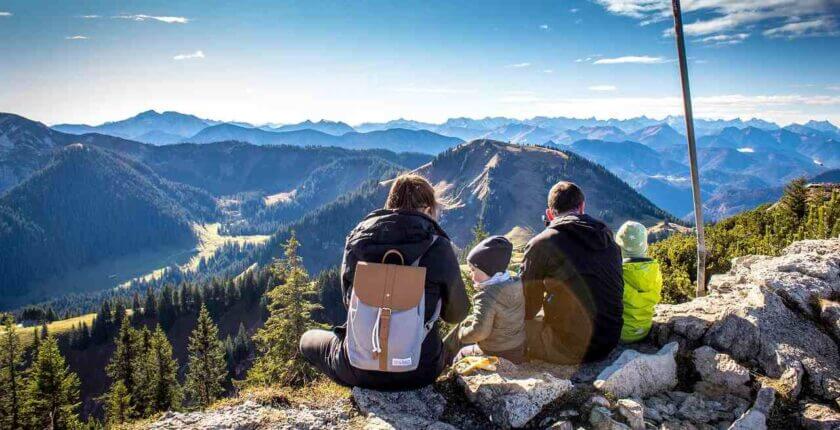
[458,276,526,353]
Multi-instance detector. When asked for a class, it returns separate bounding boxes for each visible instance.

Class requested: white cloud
[570,8,580,13]
[594,55,669,64]
[65,35,89,40]
[539,24,550,30]
[763,18,838,38]
[700,33,749,45]
[0,11,11,17]
[115,14,189,24]
[543,69,554,73]
[595,0,839,40]
[589,85,618,91]
[737,147,755,153]
[173,50,204,60]
[79,15,100,19]
[390,86,475,95]
[828,85,840,91]
[505,62,532,68]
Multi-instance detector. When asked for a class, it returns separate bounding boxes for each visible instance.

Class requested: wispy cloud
[543,69,554,74]
[0,11,12,17]
[589,85,618,91]
[763,18,838,38]
[594,0,839,41]
[505,62,532,68]
[390,86,475,95]
[828,85,840,91]
[593,55,669,64]
[539,24,550,30]
[570,8,580,13]
[79,15,100,19]
[115,14,189,24]
[574,54,603,63]
[173,50,204,60]
[65,35,89,40]
[700,33,749,45]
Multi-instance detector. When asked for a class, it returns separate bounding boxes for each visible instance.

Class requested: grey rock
[457,358,573,429]
[147,400,351,430]
[591,406,632,430]
[653,238,840,402]
[594,343,679,398]
[617,398,646,430]
[678,393,715,424]
[692,347,751,398]
[548,420,574,430]
[353,386,449,430]
[589,395,612,409]
[728,386,775,430]
[645,396,677,421]
[819,299,840,341]
[660,420,698,430]
[799,403,840,430]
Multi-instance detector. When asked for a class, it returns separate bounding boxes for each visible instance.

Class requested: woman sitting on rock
[299,174,469,390]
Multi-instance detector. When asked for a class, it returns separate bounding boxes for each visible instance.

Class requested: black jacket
[521,213,623,362]
[339,209,469,389]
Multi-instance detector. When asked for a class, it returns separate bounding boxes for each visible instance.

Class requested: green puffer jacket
[620,258,663,343]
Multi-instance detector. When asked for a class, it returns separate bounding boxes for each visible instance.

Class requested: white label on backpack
[392,357,412,367]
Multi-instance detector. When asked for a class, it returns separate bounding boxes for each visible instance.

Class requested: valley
[2,110,838,314]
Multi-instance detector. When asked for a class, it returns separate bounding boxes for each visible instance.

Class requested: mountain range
[252,140,671,275]
[2,109,838,309]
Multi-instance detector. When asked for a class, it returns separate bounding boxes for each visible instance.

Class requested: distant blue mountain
[53,110,212,144]
[187,123,462,154]
[268,119,355,136]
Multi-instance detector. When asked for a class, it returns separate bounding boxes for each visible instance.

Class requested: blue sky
[1,0,838,126]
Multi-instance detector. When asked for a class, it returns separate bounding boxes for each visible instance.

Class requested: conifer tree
[22,336,80,430]
[781,177,808,220]
[247,233,321,387]
[184,305,227,408]
[0,315,24,429]
[149,326,181,413]
[105,315,146,418]
[104,381,133,425]
[144,285,158,318]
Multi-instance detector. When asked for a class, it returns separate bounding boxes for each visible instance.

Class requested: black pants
[299,328,445,391]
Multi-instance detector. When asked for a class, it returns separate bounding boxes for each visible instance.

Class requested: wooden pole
[671,0,707,296]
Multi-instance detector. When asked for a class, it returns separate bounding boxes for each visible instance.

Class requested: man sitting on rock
[521,181,623,364]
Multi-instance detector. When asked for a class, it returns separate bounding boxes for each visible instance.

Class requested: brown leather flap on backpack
[353,262,426,310]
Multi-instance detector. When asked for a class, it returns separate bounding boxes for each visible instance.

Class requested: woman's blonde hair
[385,174,439,218]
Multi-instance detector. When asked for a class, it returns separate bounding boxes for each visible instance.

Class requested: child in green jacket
[616,221,663,343]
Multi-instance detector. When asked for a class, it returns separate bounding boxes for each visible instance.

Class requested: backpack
[345,237,440,372]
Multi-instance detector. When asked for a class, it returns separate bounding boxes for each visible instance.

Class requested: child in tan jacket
[448,236,526,364]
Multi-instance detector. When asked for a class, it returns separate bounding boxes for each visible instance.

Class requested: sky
[1,0,839,126]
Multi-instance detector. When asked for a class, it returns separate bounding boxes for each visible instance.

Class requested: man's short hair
[548,181,585,214]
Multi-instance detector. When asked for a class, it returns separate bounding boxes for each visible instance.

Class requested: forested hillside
[0,144,217,308]
[651,179,840,303]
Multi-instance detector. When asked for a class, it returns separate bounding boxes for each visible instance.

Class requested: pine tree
[184,306,228,408]
[144,286,158,318]
[780,177,808,220]
[21,336,80,430]
[149,326,181,413]
[105,315,147,418]
[0,315,24,429]
[104,381,133,425]
[247,233,321,387]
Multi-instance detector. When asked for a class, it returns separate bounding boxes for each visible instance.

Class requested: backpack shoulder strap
[410,235,439,267]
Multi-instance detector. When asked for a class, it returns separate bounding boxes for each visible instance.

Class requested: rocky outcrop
[692,346,751,398]
[653,239,840,402]
[352,386,454,429]
[147,400,352,430]
[456,359,573,428]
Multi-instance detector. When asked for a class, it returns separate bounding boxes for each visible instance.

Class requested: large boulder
[593,342,678,398]
[456,358,573,429]
[352,386,451,429]
[692,346,751,398]
[653,238,840,402]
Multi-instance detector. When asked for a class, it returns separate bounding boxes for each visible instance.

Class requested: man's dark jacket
[339,209,469,389]
[521,213,623,362]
